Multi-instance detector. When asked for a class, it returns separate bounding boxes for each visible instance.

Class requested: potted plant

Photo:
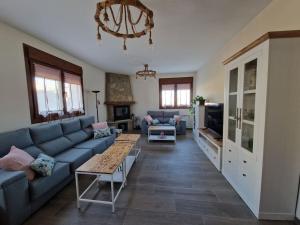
[192,96,206,106]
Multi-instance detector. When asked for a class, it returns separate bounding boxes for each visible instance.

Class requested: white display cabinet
[223,31,300,220]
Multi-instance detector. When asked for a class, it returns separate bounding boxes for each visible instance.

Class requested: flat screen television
[205,103,224,139]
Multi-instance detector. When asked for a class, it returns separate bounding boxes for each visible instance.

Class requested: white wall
[195,0,300,102]
[0,22,106,132]
[131,72,196,128]
[297,191,300,219]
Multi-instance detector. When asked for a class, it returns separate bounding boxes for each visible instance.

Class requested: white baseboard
[258,212,295,221]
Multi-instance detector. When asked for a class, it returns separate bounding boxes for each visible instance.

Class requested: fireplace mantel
[104,101,135,106]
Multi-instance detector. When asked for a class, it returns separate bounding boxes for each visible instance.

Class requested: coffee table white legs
[111,175,115,213]
[75,161,127,213]
[75,172,80,209]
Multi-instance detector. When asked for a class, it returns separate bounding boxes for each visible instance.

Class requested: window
[159,77,193,109]
[34,64,64,116]
[64,73,84,113]
[23,44,84,123]
[161,84,175,107]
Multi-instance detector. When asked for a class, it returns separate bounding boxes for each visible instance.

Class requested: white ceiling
[0,0,271,75]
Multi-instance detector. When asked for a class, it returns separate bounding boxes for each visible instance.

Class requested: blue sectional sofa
[141,111,186,135]
[0,116,116,225]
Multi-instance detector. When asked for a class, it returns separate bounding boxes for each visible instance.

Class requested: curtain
[34,63,63,117]
[64,72,84,113]
[161,84,175,107]
[177,83,191,106]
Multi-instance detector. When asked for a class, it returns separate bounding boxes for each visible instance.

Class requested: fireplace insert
[114,105,130,121]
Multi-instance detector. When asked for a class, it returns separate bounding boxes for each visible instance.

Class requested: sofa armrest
[177,120,187,135]
[0,170,30,225]
[0,170,26,189]
[141,119,149,134]
[179,120,186,127]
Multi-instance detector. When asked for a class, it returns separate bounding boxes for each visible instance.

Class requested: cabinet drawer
[238,157,257,208]
[222,146,238,184]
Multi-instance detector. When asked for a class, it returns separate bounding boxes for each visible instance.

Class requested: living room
[0,1,300,225]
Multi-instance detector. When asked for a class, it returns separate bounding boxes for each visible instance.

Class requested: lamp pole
[92,90,100,122]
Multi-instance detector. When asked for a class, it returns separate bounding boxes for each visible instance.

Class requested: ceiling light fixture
[95,0,154,50]
[136,64,156,80]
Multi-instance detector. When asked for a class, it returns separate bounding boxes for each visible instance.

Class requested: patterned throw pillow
[152,119,160,125]
[94,127,111,139]
[169,118,176,126]
[31,153,56,176]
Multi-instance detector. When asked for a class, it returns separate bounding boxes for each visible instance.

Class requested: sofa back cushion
[164,111,179,119]
[0,128,34,157]
[147,111,163,119]
[80,116,95,129]
[30,123,63,144]
[65,131,89,145]
[30,124,73,156]
[80,116,95,138]
[61,120,81,135]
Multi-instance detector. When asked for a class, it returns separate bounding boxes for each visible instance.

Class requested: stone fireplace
[105,73,135,131]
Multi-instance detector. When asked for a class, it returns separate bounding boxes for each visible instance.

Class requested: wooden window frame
[23,44,85,124]
[159,77,193,109]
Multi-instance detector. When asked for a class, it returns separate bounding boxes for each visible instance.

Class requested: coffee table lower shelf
[148,135,176,142]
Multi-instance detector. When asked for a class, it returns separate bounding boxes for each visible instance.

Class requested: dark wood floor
[24,132,296,225]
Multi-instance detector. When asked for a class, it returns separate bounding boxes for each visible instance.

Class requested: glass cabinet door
[228,68,238,143]
[241,59,257,152]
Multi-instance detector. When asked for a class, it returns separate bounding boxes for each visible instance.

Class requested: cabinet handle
[242,173,247,177]
[238,108,242,129]
[236,108,239,128]
[243,160,247,163]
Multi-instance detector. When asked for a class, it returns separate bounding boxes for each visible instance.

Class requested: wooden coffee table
[148,126,176,143]
[116,134,141,159]
[75,142,135,213]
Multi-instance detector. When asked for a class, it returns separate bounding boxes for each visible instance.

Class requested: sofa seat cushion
[29,162,70,200]
[55,148,93,171]
[65,130,89,145]
[75,135,114,154]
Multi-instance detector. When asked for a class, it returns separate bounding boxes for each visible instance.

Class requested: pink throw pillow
[92,122,108,130]
[0,146,35,181]
[144,115,153,125]
[174,115,181,124]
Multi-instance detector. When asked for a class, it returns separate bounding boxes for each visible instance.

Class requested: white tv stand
[193,128,223,171]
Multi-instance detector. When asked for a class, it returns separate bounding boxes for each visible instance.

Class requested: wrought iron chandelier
[95,0,154,50]
[136,64,156,79]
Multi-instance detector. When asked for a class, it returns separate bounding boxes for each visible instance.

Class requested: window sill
[31,112,85,124]
[159,106,191,110]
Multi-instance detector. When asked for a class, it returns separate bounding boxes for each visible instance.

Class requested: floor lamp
[92,90,100,122]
